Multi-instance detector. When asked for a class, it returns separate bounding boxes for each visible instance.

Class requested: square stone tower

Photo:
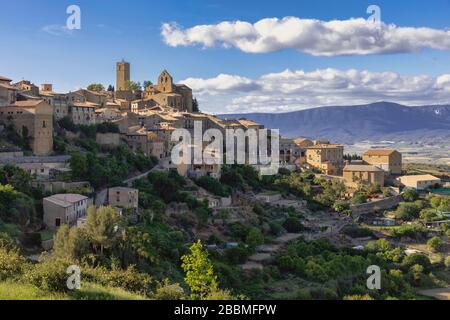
[116,60,130,91]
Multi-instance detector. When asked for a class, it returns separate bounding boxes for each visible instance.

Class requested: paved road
[123,164,163,186]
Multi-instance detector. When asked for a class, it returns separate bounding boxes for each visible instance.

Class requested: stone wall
[96,132,121,148]
[351,195,403,216]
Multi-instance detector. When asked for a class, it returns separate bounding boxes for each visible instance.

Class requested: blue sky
[1,0,450,113]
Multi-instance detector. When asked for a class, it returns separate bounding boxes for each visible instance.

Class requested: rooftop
[0,76,12,82]
[109,187,138,192]
[344,164,384,172]
[307,144,344,149]
[398,174,441,182]
[14,100,45,108]
[363,149,398,156]
[44,193,88,207]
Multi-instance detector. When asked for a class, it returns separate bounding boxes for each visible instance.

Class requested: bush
[333,200,350,213]
[195,176,230,197]
[389,224,428,240]
[153,279,185,300]
[427,236,444,252]
[342,226,374,238]
[394,203,421,221]
[225,245,250,265]
[84,265,153,296]
[245,228,264,250]
[352,193,367,205]
[445,256,450,270]
[23,259,71,292]
[402,188,419,202]
[402,253,431,272]
[0,245,27,281]
[282,217,304,233]
[269,222,283,236]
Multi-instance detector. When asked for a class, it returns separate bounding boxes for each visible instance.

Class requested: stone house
[362,149,402,175]
[43,193,90,229]
[343,164,385,187]
[0,100,53,156]
[306,143,344,176]
[108,187,139,212]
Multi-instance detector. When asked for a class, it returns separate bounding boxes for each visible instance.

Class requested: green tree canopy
[181,240,218,299]
[87,83,105,92]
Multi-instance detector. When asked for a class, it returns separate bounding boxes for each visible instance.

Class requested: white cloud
[180,69,450,114]
[41,24,73,36]
[161,17,450,56]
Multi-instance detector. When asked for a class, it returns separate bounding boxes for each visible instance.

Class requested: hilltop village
[0,62,449,300]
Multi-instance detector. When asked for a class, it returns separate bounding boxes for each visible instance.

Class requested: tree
[351,192,367,205]
[70,152,88,180]
[402,253,431,272]
[445,256,450,270]
[427,236,444,252]
[283,217,304,233]
[333,200,350,213]
[246,228,264,250]
[402,188,419,202]
[394,203,420,221]
[143,81,153,89]
[84,206,122,255]
[53,224,89,261]
[181,240,218,299]
[192,98,200,112]
[408,264,424,286]
[87,83,105,92]
[124,80,142,92]
[0,244,27,281]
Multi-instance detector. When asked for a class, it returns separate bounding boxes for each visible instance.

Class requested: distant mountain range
[219,102,450,144]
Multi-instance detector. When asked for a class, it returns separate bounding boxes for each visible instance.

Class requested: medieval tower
[116,60,130,91]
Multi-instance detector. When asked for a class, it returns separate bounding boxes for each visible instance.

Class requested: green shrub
[84,265,153,296]
[23,259,71,292]
[427,236,444,252]
[402,253,431,272]
[153,279,185,300]
[282,217,304,233]
[402,188,419,202]
[0,245,27,281]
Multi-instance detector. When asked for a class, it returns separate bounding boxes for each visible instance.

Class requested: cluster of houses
[0,61,446,233]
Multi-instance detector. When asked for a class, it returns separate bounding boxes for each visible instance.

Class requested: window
[55,218,61,227]
[42,120,46,128]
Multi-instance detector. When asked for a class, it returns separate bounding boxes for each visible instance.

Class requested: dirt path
[419,288,450,300]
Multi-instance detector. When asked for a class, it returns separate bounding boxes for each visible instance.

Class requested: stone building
[0,76,17,107]
[397,174,441,190]
[306,143,344,175]
[72,89,107,107]
[43,193,90,229]
[70,102,97,125]
[143,70,193,112]
[108,187,138,212]
[38,84,69,120]
[362,149,402,175]
[343,164,385,188]
[0,100,53,155]
[116,60,130,91]
[14,80,39,96]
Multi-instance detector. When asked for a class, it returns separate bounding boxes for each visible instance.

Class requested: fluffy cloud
[180,69,450,113]
[161,17,450,56]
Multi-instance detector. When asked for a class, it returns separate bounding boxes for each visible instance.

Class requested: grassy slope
[0,281,147,300]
